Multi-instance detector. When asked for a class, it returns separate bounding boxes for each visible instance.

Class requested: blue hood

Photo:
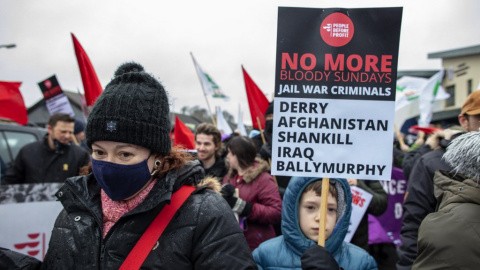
[281,176,352,256]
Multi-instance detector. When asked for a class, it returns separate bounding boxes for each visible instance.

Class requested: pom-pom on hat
[86,62,171,155]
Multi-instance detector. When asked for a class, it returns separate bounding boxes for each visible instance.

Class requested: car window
[3,131,38,162]
[0,132,10,165]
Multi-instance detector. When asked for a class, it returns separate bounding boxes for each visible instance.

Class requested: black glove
[301,245,341,270]
[221,184,253,217]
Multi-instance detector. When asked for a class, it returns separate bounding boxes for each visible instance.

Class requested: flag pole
[190,52,216,126]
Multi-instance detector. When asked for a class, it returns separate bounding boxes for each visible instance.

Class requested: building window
[446,85,455,107]
[467,79,472,95]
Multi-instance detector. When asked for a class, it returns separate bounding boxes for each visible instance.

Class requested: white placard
[344,186,373,243]
[45,93,75,117]
[271,98,394,180]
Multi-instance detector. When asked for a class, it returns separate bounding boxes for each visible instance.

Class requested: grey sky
[1,0,479,125]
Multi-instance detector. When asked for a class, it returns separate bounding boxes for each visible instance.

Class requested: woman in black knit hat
[39,62,257,269]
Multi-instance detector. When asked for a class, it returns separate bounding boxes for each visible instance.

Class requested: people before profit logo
[320,12,354,47]
[14,233,45,257]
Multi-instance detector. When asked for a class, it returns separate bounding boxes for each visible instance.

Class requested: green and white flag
[395,70,449,128]
[191,53,229,100]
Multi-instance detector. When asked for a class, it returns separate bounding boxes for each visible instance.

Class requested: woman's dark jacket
[41,160,256,269]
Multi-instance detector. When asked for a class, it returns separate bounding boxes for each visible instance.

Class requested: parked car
[0,122,47,177]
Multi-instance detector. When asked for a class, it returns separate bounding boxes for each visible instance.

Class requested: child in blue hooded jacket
[253,177,377,270]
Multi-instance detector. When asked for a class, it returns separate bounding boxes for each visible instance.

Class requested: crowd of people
[1,61,480,270]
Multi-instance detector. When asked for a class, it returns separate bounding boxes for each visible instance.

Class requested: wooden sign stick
[317,178,330,247]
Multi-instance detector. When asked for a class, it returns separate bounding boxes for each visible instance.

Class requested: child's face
[298,190,338,242]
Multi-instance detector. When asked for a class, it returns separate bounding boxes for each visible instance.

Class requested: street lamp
[0,44,16,49]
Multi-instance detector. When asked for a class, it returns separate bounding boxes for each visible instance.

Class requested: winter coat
[252,177,377,270]
[351,180,388,251]
[397,148,452,270]
[3,136,90,184]
[203,156,227,182]
[401,144,432,180]
[41,160,257,269]
[223,158,282,251]
[413,170,480,269]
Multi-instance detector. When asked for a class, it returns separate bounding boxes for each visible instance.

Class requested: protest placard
[344,186,373,243]
[38,75,75,117]
[272,7,403,181]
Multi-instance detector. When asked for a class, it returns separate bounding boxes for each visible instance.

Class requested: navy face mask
[91,157,152,201]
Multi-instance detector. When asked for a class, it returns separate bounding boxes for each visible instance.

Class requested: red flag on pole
[174,115,195,150]
[242,66,269,130]
[71,33,103,106]
[0,81,28,125]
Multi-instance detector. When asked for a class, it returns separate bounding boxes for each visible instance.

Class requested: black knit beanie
[86,62,171,155]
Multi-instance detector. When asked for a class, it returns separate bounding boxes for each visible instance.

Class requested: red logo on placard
[320,13,354,47]
[13,233,46,258]
[351,189,366,207]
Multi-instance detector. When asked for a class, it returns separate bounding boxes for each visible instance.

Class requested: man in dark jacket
[2,113,90,184]
[194,122,227,182]
[397,90,480,270]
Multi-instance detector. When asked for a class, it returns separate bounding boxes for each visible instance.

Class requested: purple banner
[368,167,406,246]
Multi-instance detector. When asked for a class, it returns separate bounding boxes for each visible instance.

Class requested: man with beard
[194,123,227,182]
[2,113,90,184]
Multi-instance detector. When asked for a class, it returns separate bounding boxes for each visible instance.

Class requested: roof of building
[397,70,440,78]
[428,44,480,59]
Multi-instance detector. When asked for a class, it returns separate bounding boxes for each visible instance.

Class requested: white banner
[0,201,62,261]
[0,183,63,261]
[344,186,373,243]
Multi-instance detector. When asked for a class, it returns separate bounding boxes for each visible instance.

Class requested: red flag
[242,66,269,130]
[174,116,195,150]
[71,33,103,106]
[0,81,28,125]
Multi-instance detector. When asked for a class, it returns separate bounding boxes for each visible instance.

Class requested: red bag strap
[119,185,196,270]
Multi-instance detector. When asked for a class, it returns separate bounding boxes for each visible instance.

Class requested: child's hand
[301,245,340,270]
[347,178,357,186]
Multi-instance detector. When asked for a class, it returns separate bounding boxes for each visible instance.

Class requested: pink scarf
[101,179,158,238]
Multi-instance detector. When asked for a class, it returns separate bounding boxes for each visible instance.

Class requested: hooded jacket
[223,158,282,251]
[252,176,377,270]
[413,171,480,269]
[41,160,256,269]
[413,132,480,269]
